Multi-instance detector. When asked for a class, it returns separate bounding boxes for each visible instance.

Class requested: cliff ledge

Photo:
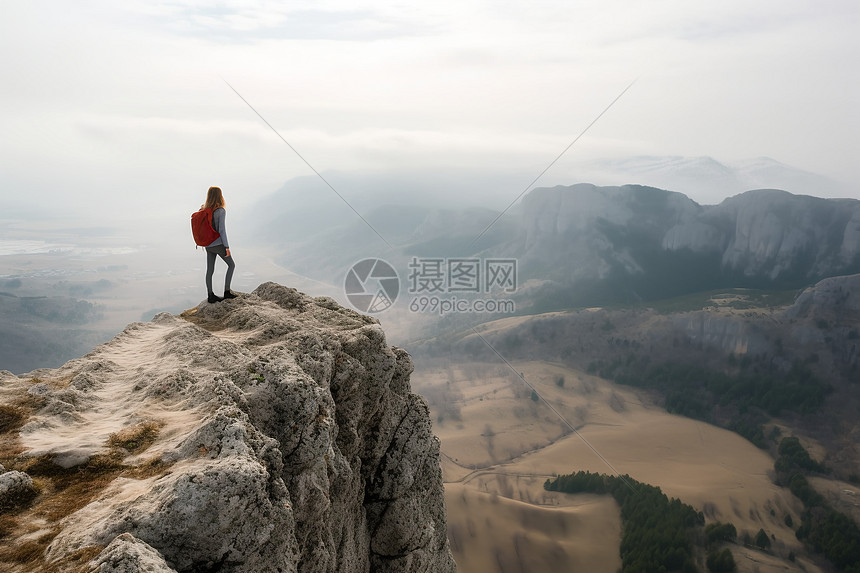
[0,282,455,573]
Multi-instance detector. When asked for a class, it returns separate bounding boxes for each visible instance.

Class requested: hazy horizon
[2,0,858,224]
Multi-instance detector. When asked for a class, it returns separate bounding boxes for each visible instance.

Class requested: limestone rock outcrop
[784,273,860,320]
[0,282,455,573]
[0,468,37,510]
[91,533,176,573]
[504,185,860,307]
[675,190,860,279]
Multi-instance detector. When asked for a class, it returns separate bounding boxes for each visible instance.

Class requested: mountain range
[253,178,860,314]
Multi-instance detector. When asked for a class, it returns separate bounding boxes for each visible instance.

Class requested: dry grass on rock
[0,399,169,573]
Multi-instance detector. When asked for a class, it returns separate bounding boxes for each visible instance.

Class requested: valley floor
[412,358,845,573]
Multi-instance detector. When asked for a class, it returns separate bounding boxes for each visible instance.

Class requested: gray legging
[205,245,235,294]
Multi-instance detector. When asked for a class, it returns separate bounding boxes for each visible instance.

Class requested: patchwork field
[412,358,831,573]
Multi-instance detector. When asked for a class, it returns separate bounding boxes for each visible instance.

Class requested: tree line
[587,357,831,448]
[773,438,860,572]
[546,471,714,573]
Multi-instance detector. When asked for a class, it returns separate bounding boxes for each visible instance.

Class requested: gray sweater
[208,207,229,249]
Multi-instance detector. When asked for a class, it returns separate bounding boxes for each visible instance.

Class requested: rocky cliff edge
[0,282,455,573]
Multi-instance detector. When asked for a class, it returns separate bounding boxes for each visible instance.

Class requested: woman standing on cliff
[202,186,237,303]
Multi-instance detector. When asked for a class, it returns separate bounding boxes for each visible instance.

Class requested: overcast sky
[2,0,858,220]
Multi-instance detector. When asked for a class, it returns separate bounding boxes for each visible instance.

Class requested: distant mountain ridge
[666,189,860,278]
[253,180,860,311]
[505,184,860,309]
[585,155,846,204]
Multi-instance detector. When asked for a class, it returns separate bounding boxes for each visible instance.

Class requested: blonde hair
[204,186,225,210]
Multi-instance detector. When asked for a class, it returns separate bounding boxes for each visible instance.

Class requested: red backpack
[191,207,220,247]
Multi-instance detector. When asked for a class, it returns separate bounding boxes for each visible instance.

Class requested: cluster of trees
[587,358,831,448]
[616,360,828,417]
[547,470,823,572]
[545,471,703,573]
[702,523,739,572]
[775,437,829,475]
[704,522,737,544]
[705,548,735,573]
[796,508,860,572]
[773,438,860,572]
[753,528,772,550]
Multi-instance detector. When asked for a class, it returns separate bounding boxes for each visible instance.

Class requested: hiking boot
[208,292,223,303]
[223,290,238,299]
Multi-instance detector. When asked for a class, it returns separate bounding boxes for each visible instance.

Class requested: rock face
[0,469,37,510]
[91,534,175,573]
[0,283,455,573]
[784,273,860,320]
[667,190,860,279]
[504,185,860,308]
[519,185,860,281]
[517,183,702,282]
